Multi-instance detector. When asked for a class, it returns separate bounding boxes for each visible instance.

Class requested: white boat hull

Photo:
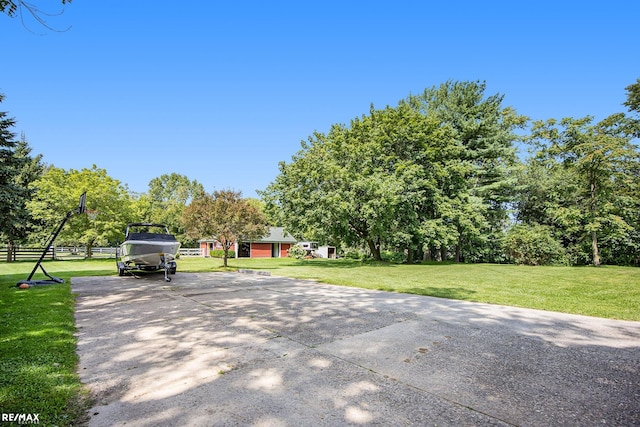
[120,240,181,268]
[118,223,181,281]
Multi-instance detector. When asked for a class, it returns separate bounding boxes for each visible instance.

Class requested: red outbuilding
[199,227,297,258]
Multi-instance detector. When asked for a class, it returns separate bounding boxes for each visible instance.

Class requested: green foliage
[262,80,525,262]
[144,173,205,246]
[525,114,640,265]
[286,244,306,259]
[262,80,640,267]
[380,250,406,263]
[504,224,567,266]
[210,249,235,258]
[0,96,23,239]
[342,248,367,260]
[27,165,135,255]
[624,78,640,138]
[624,78,640,115]
[182,189,268,267]
[0,97,45,260]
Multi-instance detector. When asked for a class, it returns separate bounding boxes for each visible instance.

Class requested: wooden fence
[0,247,55,262]
[1,247,204,261]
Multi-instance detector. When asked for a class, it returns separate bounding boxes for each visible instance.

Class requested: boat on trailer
[117,223,181,282]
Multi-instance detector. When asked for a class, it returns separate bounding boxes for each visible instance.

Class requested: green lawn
[179,257,640,321]
[0,260,114,426]
[1,257,639,425]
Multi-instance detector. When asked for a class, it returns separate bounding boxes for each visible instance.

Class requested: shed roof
[199,227,297,244]
[257,227,297,243]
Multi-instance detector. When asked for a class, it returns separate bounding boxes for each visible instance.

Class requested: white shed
[317,245,337,259]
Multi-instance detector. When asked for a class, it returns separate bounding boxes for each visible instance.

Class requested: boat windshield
[125,223,172,239]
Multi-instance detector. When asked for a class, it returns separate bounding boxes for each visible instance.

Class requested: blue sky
[2,1,639,198]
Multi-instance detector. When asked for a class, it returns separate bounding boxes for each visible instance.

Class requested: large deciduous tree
[262,80,525,262]
[625,78,640,138]
[624,78,640,115]
[526,114,639,266]
[28,165,134,257]
[262,104,438,261]
[142,173,205,246]
[182,189,268,267]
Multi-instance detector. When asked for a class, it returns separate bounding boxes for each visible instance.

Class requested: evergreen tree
[0,95,43,261]
[406,81,526,262]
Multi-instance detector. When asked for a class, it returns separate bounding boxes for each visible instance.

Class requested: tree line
[261,80,640,266]
[0,137,266,263]
[2,79,639,265]
[1,95,267,263]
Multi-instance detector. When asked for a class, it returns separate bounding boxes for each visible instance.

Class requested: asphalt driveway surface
[72,272,640,426]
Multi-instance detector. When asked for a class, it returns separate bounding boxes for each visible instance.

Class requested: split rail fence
[1,247,203,262]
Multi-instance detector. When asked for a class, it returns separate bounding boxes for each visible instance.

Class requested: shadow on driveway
[73,272,640,426]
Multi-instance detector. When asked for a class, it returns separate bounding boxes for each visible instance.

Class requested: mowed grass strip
[0,259,115,426]
[0,257,638,425]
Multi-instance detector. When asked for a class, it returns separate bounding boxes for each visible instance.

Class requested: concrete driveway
[72,272,640,426]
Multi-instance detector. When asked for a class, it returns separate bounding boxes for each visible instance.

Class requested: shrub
[343,248,367,260]
[381,250,405,263]
[287,244,307,259]
[504,224,567,266]
[210,249,235,259]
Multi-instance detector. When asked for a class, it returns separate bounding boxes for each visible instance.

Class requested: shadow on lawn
[222,259,390,271]
[297,259,398,269]
[2,269,116,289]
[393,286,477,300]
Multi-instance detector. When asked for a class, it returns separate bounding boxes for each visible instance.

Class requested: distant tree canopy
[1,78,639,266]
[28,165,134,257]
[136,173,206,246]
